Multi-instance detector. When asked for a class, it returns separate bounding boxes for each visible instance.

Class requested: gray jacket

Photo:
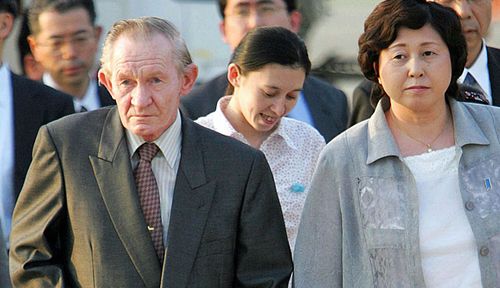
[294,98,500,287]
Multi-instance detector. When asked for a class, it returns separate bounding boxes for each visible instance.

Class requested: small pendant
[426,144,432,153]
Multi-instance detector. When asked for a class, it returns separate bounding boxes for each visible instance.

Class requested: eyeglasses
[225,3,287,21]
[35,32,95,56]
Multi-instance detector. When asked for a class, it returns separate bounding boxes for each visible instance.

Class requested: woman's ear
[227,63,241,88]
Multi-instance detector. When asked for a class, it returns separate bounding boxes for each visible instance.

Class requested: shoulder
[12,73,72,104]
[193,111,217,129]
[181,74,227,117]
[46,106,112,135]
[304,75,346,99]
[487,45,500,58]
[282,117,325,145]
[187,118,263,158]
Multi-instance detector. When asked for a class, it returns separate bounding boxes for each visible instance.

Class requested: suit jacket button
[479,246,489,257]
[465,201,475,211]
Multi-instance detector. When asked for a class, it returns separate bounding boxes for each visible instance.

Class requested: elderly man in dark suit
[181,0,348,142]
[10,17,292,287]
[0,0,73,267]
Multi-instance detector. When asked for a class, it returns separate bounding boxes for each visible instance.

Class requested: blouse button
[479,246,489,257]
[465,201,475,211]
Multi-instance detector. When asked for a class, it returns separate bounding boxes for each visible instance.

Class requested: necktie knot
[138,143,159,162]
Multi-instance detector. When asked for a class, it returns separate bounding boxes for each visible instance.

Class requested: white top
[43,73,101,111]
[196,96,325,251]
[0,64,14,249]
[403,146,483,288]
[126,111,182,247]
[458,40,492,104]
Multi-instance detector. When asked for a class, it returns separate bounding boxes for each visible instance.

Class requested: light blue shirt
[286,91,314,126]
[0,64,14,250]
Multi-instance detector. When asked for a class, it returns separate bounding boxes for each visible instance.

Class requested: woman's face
[377,24,452,114]
[231,63,305,134]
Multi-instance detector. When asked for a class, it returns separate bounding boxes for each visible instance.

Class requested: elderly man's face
[220,0,301,51]
[431,0,492,66]
[99,33,197,141]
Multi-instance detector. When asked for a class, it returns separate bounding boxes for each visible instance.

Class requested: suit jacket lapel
[487,46,500,106]
[162,118,217,288]
[89,108,161,287]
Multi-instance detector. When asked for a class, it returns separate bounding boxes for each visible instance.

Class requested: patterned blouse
[195,96,326,251]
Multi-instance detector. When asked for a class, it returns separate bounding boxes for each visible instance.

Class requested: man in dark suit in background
[10,17,292,287]
[349,0,500,126]
[181,0,348,142]
[0,0,73,278]
[27,0,114,112]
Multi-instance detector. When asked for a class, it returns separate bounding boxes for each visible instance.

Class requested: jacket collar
[366,98,489,165]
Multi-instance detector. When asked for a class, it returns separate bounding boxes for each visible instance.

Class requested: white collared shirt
[126,111,182,247]
[195,96,325,252]
[458,41,492,104]
[0,64,14,249]
[43,73,101,111]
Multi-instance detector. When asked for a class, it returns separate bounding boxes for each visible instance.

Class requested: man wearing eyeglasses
[27,0,114,112]
[181,0,348,143]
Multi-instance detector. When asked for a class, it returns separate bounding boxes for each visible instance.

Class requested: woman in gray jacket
[294,0,500,287]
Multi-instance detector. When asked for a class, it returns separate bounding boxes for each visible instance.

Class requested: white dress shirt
[43,73,101,111]
[458,41,492,104]
[0,64,14,249]
[126,111,182,247]
[195,96,325,252]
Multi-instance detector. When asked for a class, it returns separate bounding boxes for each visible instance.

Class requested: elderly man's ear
[179,63,198,96]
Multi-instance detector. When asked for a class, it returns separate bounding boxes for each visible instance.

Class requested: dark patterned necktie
[463,72,489,104]
[80,106,88,112]
[134,143,165,264]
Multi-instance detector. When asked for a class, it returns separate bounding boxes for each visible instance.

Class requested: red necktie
[134,143,165,264]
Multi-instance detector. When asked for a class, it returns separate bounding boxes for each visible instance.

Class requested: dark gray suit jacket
[181,73,348,142]
[10,107,292,287]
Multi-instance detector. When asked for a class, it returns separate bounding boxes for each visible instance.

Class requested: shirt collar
[126,110,182,169]
[43,73,100,111]
[366,98,489,165]
[213,96,298,150]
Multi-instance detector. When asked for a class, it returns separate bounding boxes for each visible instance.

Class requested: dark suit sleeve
[235,153,293,287]
[349,79,375,127]
[10,126,66,287]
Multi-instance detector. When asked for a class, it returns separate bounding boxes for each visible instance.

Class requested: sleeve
[9,125,66,288]
[235,152,293,288]
[293,150,342,288]
[349,80,375,127]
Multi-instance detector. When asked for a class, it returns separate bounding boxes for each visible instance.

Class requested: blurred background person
[196,26,325,253]
[181,0,347,143]
[17,7,43,81]
[27,0,114,112]
[349,0,499,126]
[294,0,500,287]
[0,0,73,270]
